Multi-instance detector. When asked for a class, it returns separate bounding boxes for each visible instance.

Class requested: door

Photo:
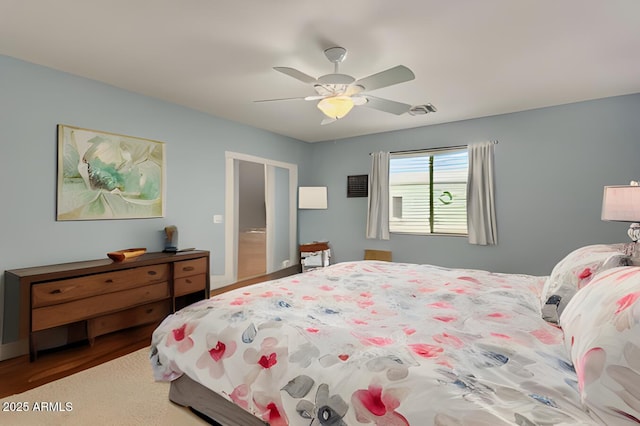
[266,164,291,273]
[236,160,266,280]
[224,152,297,285]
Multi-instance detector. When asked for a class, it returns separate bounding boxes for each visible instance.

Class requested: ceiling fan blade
[321,117,337,125]
[361,95,412,115]
[273,67,317,84]
[351,95,368,106]
[317,73,355,85]
[355,65,415,92]
[254,96,308,103]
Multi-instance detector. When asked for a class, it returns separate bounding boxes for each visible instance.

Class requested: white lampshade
[317,96,354,119]
[298,186,328,209]
[602,185,640,222]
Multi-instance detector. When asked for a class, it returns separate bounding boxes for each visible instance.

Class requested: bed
[150,244,640,425]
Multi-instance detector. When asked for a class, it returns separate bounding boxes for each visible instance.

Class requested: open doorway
[224,152,298,285]
[237,160,267,280]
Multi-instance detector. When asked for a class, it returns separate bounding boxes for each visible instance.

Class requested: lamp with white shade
[602,181,640,257]
[298,186,328,209]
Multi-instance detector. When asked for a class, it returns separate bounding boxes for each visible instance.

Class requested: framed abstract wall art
[56,124,166,220]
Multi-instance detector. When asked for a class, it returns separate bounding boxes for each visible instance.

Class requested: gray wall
[299,94,640,276]
[0,55,311,345]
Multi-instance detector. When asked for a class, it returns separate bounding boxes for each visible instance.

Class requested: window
[389,148,469,235]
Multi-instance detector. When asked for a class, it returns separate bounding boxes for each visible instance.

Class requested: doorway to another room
[237,160,267,280]
[224,152,298,285]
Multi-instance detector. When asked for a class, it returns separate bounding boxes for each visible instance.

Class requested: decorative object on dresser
[107,247,147,261]
[163,225,179,252]
[3,250,209,362]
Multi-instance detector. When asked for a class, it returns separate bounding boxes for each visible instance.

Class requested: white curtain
[467,142,498,245]
[366,151,390,240]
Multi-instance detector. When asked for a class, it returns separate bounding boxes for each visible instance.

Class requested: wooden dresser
[4,250,209,361]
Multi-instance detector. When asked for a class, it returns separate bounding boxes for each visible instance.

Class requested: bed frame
[169,374,267,426]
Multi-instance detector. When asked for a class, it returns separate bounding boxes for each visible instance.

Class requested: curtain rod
[370,140,498,155]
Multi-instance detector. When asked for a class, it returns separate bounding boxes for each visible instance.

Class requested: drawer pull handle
[148,271,157,276]
[186,279,192,284]
[183,266,195,272]
[50,289,62,294]
[146,308,154,314]
[105,279,113,284]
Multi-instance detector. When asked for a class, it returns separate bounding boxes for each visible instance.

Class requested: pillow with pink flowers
[559,266,640,425]
[540,244,628,322]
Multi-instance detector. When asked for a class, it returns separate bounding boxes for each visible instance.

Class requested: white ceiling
[2,0,640,143]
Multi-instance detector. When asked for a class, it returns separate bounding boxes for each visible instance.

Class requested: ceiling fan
[256,47,416,125]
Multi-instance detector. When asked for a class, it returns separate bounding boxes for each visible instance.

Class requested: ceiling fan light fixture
[324,47,348,64]
[317,96,354,119]
[264,47,417,125]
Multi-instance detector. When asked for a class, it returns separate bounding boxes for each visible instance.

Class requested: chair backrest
[300,242,331,271]
[299,242,330,253]
[364,249,392,262]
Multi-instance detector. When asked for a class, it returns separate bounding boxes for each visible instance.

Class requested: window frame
[388,146,469,237]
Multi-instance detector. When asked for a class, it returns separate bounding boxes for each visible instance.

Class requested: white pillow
[560,266,640,424]
[540,244,628,321]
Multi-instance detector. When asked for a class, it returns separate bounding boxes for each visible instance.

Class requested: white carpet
[0,348,206,425]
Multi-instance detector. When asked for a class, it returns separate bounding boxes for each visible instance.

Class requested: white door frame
[221,151,297,286]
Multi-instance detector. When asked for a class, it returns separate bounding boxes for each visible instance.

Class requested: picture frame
[56,124,166,220]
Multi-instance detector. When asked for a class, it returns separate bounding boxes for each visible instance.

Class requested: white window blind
[389,148,469,235]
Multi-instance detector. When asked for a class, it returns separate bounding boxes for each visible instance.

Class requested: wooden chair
[364,249,392,262]
[299,242,331,272]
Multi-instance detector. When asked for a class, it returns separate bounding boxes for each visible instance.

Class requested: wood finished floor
[0,265,300,398]
[237,230,267,281]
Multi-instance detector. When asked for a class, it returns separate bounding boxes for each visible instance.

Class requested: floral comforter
[151,261,597,425]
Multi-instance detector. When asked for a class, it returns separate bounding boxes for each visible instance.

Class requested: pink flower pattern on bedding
[151,261,604,425]
[560,266,640,425]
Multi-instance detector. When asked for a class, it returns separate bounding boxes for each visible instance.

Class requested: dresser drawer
[174,274,207,297]
[32,264,169,308]
[174,257,207,279]
[32,282,169,331]
[87,299,171,339]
